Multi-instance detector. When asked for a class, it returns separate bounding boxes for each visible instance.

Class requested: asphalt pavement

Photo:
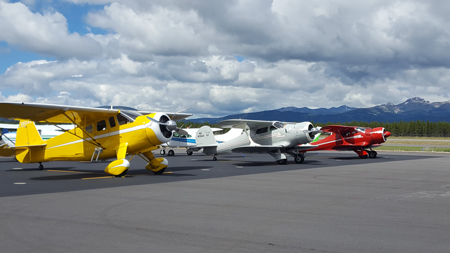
[1,150,449,252]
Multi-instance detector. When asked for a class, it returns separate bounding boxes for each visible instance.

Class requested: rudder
[195,126,217,146]
[16,120,44,146]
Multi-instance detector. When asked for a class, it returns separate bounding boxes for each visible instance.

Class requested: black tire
[153,168,166,174]
[187,151,193,156]
[168,150,175,156]
[38,163,44,170]
[277,159,287,165]
[368,151,377,158]
[160,150,165,155]
[213,156,217,161]
[115,169,128,178]
[294,155,304,164]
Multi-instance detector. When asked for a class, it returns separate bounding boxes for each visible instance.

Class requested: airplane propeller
[147,116,178,137]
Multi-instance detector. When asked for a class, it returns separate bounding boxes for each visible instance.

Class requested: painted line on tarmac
[46,170,89,173]
[14,182,26,185]
[82,176,115,180]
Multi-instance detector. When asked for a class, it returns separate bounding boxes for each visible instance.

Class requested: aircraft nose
[165,120,177,132]
[385,131,391,138]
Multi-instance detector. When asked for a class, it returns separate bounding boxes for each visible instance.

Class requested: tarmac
[1,150,449,252]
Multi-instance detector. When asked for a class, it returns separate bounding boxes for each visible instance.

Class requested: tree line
[312,120,450,137]
[180,120,450,137]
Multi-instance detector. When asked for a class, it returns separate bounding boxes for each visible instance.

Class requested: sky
[1,0,450,118]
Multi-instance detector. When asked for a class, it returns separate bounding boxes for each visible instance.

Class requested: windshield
[273,122,284,129]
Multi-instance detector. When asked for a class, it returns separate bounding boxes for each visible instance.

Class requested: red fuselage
[300,125,391,158]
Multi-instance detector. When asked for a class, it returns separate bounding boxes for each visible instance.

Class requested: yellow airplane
[0,102,191,176]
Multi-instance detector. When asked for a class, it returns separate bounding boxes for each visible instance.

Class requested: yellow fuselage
[17,114,161,163]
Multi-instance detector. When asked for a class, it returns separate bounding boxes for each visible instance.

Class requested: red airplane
[299,125,391,158]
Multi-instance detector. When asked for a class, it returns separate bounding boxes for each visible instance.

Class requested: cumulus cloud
[0,1,102,59]
[1,0,450,118]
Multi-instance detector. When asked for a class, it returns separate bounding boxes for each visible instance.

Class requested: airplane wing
[138,111,192,121]
[218,119,285,129]
[320,125,357,133]
[166,112,192,121]
[232,145,320,153]
[0,102,119,124]
[231,145,283,153]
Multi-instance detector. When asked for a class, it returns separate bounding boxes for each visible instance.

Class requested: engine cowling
[145,113,175,145]
[289,122,317,144]
[372,127,391,143]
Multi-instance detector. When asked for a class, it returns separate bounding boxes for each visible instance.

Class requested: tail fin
[195,126,217,147]
[16,120,44,147]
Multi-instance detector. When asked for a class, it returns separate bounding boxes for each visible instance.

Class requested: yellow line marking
[46,170,88,174]
[163,172,173,174]
[82,176,115,180]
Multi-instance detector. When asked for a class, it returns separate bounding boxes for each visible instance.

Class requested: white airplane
[192,119,321,164]
[160,127,242,156]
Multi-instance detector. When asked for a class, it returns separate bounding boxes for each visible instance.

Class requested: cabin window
[270,126,277,131]
[256,127,268,134]
[86,125,93,133]
[117,114,129,125]
[97,120,107,131]
[109,116,116,128]
[173,132,180,137]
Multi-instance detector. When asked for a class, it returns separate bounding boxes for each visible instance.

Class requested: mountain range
[189,97,450,124]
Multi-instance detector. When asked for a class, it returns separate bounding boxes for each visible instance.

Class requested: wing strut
[45,112,106,149]
[243,124,260,146]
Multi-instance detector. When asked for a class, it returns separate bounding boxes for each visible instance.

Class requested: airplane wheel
[168,150,175,156]
[277,159,287,165]
[160,150,166,155]
[294,155,304,164]
[359,155,368,159]
[38,163,44,170]
[153,168,166,175]
[187,151,193,156]
[368,151,377,158]
[115,170,128,178]
[213,156,217,161]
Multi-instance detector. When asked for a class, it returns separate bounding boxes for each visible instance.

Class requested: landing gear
[368,151,377,158]
[153,168,166,174]
[160,149,166,155]
[38,163,44,170]
[168,150,175,156]
[294,153,305,164]
[187,150,193,156]
[277,159,287,165]
[213,156,217,161]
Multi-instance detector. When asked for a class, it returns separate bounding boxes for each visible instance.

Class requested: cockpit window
[273,122,284,129]
[356,127,366,133]
[117,113,131,125]
[117,111,140,125]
